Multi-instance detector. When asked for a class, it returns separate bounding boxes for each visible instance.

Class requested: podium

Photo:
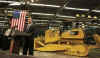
[9,32,31,55]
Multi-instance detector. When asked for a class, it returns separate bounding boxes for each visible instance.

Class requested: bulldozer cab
[44,28,60,43]
[61,28,84,40]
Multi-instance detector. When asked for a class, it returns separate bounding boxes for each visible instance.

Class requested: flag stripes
[18,10,27,32]
[11,10,27,32]
[11,17,19,28]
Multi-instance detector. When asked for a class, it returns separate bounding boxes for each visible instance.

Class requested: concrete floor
[34,51,88,58]
[0,50,88,58]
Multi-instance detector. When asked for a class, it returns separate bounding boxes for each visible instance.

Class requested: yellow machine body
[34,28,100,56]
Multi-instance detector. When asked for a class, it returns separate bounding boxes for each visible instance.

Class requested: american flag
[11,10,27,32]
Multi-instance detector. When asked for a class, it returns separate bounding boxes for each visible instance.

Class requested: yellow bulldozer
[34,27,100,56]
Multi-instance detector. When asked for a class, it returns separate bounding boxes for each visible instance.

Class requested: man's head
[28,16,32,24]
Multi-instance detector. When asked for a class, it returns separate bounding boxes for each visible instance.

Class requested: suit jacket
[26,24,36,38]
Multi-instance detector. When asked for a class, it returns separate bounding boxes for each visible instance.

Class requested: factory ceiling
[35,0,100,9]
[1,0,100,19]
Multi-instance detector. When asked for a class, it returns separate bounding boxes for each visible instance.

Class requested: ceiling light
[57,15,76,18]
[0,1,14,3]
[93,16,98,19]
[33,20,48,21]
[31,0,35,2]
[9,2,21,6]
[92,10,100,12]
[76,14,80,17]
[8,11,13,13]
[32,12,54,16]
[88,15,92,18]
[30,3,60,7]
[81,14,86,17]
[65,7,89,11]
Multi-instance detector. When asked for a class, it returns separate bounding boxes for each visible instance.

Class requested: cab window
[70,31,79,35]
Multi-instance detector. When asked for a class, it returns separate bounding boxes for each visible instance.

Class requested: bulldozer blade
[36,44,71,51]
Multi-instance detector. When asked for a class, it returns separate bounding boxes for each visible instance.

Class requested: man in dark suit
[23,18,35,56]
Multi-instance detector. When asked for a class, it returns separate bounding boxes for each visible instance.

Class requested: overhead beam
[1,1,100,13]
